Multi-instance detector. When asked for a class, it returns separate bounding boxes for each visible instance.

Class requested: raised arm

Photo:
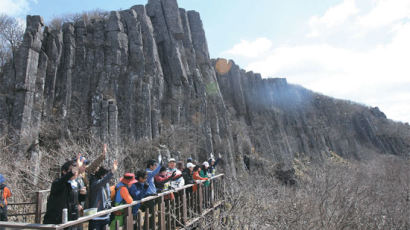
[148,162,162,180]
[91,160,118,188]
[86,144,107,174]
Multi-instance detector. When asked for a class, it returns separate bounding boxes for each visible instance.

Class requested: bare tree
[0,14,24,71]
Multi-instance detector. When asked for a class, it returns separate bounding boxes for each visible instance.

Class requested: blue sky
[1,0,410,123]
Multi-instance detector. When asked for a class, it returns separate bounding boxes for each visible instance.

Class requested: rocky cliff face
[0,0,409,176]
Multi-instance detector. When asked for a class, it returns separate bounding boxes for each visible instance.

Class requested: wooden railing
[7,189,50,223]
[0,174,225,230]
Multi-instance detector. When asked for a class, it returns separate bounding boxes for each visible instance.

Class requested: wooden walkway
[0,174,225,230]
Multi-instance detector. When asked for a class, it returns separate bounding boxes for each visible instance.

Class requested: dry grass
[210,154,410,230]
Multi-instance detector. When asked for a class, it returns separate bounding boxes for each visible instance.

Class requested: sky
[1,0,409,123]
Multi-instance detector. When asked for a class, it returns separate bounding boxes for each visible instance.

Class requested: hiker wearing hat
[182,163,196,185]
[200,162,211,187]
[193,165,209,183]
[44,155,86,228]
[0,174,11,222]
[88,160,118,230]
[166,158,185,189]
[109,173,137,230]
[208,153,222,177]
[187,157,193,163]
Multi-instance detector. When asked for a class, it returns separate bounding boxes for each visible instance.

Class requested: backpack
[109,184,128,222]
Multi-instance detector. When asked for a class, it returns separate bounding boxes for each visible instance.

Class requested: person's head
[159,166,167,176]
[186,163,195,172]
[136,170,147,184]
[209,157,216,166]
[0,174,5,184]
[176,161,184,171]
[61,160,77,179]
[168,158,176,169]
[120,173,138,187]
[146,159,157,171]
[202,161,210,170]
[73,156,89,173]
[94,166,109,179]
[187,157,193,163]
[193,165,201,172]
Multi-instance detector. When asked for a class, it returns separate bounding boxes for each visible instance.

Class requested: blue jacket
[145,165,161,195]
[129,183,148,214]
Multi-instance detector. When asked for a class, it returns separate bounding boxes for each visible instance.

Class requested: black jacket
[182,168,195,185]
[43,172,85,224]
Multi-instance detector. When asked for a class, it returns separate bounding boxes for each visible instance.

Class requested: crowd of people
[39,144,221,230]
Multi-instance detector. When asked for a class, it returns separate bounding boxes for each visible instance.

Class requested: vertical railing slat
[144,207,149,230]
[182,189,188,225]
[158,196,165,230]
[198,184,203,214]
[124,206,133,230]
[35,191,43,224]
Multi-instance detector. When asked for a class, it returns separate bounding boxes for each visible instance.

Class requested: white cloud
[0,0,36,16]
[358,0,410,28]
[223,37,272,58]
[308,0,359,37]
[222,0,410,123]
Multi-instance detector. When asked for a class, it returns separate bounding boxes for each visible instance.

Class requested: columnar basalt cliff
[0,0,409,176]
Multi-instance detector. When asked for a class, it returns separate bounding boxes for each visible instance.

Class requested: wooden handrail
[0,174,225,230]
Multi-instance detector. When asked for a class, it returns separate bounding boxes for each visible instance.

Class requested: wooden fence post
[198,184,203,214]
[158,196,165,230]
[124,206,133,230]
[34,191,43,224]
[182,189,187,225]
[210,180,214,206]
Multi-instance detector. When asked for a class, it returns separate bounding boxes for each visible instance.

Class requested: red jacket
[154,174,173,192]
[193,171,208,181]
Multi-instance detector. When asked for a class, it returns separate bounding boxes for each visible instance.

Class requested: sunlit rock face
[0,0,409,176]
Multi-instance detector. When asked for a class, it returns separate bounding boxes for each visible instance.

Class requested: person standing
[145,155,162,196]
[208,153,222,177]
[110,173,137,230]
[182,163,195,185]
[199,162,210,187]
[88,160,118,230]
[44,156,85,229]
[0,174,12,223]
[154,167,175,193]
[166,158,184,189]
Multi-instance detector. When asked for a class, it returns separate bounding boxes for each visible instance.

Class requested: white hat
[186,163,195,168]
[168,158,176,162]
[202,161,210,167]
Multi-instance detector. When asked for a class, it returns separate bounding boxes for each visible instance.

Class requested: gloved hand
[144,183,149,190]
[171,171,176,178]
[158,154,162,164]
